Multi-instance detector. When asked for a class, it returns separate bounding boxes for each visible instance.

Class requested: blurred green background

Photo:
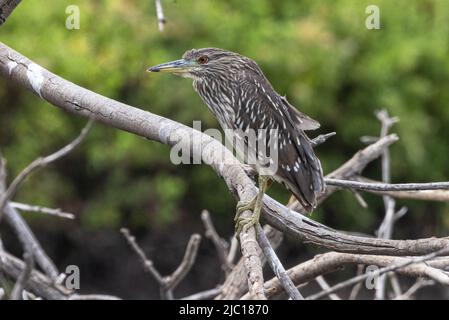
[1,0,449,298]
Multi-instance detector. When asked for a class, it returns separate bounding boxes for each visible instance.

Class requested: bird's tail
[289,133,325,212]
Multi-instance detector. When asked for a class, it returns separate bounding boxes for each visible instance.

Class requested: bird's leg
[234,175,270,235]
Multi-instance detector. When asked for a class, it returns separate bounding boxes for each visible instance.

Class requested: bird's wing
[280,96,321,131]
[235,77,324,210]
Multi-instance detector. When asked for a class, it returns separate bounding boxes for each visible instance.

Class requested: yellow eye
[197,56,209,64]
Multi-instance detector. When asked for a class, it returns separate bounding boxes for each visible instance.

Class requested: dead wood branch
[10,202,75,220]
[245,251,449,300]
[307,246,449,300]
[155,0,166,32]
[256,224,303,300]
[0,119,93,217]
[201,210,232,275]
[121,228,201,299]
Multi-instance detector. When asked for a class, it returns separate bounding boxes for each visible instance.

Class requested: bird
[148,48,325,234]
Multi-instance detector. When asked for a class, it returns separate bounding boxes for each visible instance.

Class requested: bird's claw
[235,216,258,236]
[234,197,260,237]
[234,198,257,222]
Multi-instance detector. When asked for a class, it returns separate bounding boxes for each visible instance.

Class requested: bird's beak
[147,59,194,73]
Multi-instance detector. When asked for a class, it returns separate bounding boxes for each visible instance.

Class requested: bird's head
[147,48,256,80]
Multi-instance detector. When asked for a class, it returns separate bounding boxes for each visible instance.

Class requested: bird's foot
[235,215,259,236]
[234,198,257,222]
[234,197,261,236]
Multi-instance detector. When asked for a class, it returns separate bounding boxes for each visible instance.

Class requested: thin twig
[69,294,121,300]
[121,228,201,300]
[348,264,364,300]
[350,190,368,208]
[325,178,449,192]
[355,176,449,202]
[375,109,398,300]
[315,276,341,300]
[310,132,336,147]
[0,156,59,280]
[169,234,201,289]
[388,273,403,298]
[394,206,408,222]
[155,0,166,32]
[181,287,222,300]
[393,278,434,300]
[201,210,232,275]
[0,119,94,218]
[307,246,449,300]
[10,202,75,220]
[120,228,163,283]
[0,250,70,299]
[256,224,303,300]
[10,252,34,300]
[3,204,59,279]
[360,136,379,144]
[227,236,239,266]
[254,251,449,300]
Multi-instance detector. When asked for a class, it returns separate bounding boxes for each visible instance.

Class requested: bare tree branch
[375,109,398,300]
[120,228,164,283]
[249,251,449,300]
[10,202,75,220]
[393,278,434,300]
[169,234,201,289]
[181,287,222,300]
[315,276,341,300]
[0,119,93,217]
[227,236,239,266]
[0,250,69,299]
[356,177,449,201]
[155,0,166,32]
[256,224,303,300]
[307,246,449,300]
[0,121,92,281]
[201,210,232,275]
[325,178,449,192]
[69,294,121,300]
[9,252,34,300]
[310,132,336,147]
[217,225,283,300]
[121,228,201,299]
[348,265,364,300]
[3,204,59,280]
[0,249,122,300]
[239,219,266,300]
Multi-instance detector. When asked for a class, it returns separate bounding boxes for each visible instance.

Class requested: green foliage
[1,0,448,233]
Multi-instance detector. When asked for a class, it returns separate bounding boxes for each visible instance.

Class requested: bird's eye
[197,56,209,64]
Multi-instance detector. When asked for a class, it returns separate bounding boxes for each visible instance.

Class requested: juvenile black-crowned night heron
[148,48,324,234]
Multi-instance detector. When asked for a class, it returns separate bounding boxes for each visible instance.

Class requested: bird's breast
[193,79,237,130]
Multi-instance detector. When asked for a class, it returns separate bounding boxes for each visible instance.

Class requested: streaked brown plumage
[148,48,324,212]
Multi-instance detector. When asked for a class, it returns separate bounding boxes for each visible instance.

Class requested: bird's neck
[192,78,239,130]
